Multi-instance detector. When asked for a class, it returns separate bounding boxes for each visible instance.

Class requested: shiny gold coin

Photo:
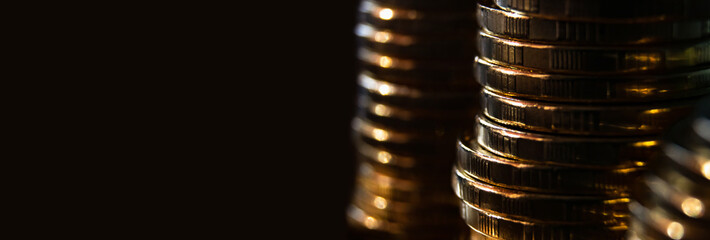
[493,0,710,20]
[478,2,710,44]
[475,115,657,167]
[478,30,710,74]
[482,88,697,136]
[453,166,630,223]
[475,57,710,102]
[460,200,627,240]
[458,135,641,196]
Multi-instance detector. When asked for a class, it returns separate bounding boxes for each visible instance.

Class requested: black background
[273,1,362,238]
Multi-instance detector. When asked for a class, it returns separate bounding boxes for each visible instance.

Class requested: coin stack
[346,0,479,239]
[454,0,710,239]
[628,98,710,240]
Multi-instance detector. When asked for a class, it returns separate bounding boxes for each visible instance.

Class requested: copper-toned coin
[478,30,710,74]
[453,166,630,223]
[481,88,696,136]
[460,200,627,240]
[475,57,710,102]
[493,0,710,21]
[475,115,657,167]
[478,2,710,44]
[457,136,641,196]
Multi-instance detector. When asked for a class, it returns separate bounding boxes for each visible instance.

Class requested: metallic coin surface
[453,166,630,223]
[478,3,710,44]
[460,200,627,240]
[457,136,640,195]
[475,115,657,167]
[493,0,710,20]
[482,88,696,136]
[475,57,710,102]
[478,30,710,74]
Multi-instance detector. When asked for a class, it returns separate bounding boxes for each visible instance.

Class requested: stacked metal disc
[628,98,710,240]
[454,0,710,239]
[346,0,479,239]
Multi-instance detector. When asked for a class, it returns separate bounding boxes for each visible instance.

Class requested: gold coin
[458,135,641,196]
[481,88,697,136]
[478,30,710,74]
[453,166,630,223]
[475,57,710,102]
[475,115,657,167]
[460,200,627,240]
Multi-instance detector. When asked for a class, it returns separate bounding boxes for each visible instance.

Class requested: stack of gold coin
[347,0,478,239]
[628,98,710,240]
[455,0,710,239]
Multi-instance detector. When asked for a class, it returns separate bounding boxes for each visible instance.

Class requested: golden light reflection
[625,53,662,64]
[377,151,392,164]
[377,84,392,95]
[681,197,704,218]
[373,196,388,209]
[378,56,393,68]
[626,87,657,96]
[364,216,379,229]
[666,222,684,240]
[374,31,391,43]
[373,128,389,141]
[632,140,658,147]
[373,104,391,116]
[378,8,394,20]
[643,108,671,114]
[703,161,710,180]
